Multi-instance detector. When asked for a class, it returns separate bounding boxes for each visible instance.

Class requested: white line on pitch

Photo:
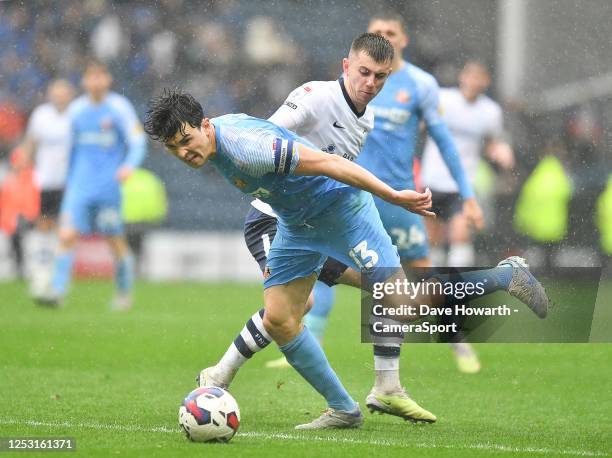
[0,419,607,457]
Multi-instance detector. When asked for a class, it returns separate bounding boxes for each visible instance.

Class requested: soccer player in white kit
[19,79,75,298]
[420,61,515,372]
[200,33,438,424]
[421,61,514,268]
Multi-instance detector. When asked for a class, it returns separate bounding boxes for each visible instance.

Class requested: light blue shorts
[60,189,124,236]
[264,190,400,289]
[373,195,429,262]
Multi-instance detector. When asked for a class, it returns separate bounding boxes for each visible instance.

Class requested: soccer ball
[178,386,240,443]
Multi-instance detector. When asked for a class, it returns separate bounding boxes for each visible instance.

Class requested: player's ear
[201,118,209,130]
[342,57,350,75]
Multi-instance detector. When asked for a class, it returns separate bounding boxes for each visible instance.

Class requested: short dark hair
[83,58,110,74]
[369,11,407,34]
[144,88,204,143]
[350,32,394,64]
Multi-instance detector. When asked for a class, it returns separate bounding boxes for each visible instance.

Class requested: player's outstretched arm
[294,144,435,217]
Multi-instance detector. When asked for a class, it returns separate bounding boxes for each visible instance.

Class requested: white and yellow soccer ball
[178,386,240,443]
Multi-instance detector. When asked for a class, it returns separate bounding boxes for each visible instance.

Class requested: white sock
[448,242,475,267]
[450,342,476,357]
[214,308,272,385]
[429,246,447,267]
[374,355,401,394]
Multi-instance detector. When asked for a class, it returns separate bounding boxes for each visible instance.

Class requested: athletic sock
[115,254,134,293]
[51,252,75,296]
[429,246,447,267]
[448,242,475,267]
[280,327,356,411]
[431,264,513,304]
[303,280,335,341]
[215,309,271,385]
[373,345,402,394]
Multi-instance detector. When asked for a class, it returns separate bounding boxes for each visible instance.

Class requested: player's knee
[58,229,78,248]
[262,311,299,341]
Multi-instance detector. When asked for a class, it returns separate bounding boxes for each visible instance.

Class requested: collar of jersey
[338,77,366,118]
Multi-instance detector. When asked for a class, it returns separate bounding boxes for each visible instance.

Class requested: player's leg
[323,191,437,423]
[301,256,349,343]
[106,235,134,311]
[442,195,480,372]
[264,273,362,429]
[202,207,288,382]
[40,192,87,306]
[29,190,62,299]
[90,200,134,310]
[447,194,475,267]
[368,196,436,422]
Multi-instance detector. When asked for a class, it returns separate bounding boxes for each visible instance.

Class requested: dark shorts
[40,189,64,218]
[430,191,462,221]
[243,206,349,286]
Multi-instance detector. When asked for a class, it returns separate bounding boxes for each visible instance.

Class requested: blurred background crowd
[1,0,611,278]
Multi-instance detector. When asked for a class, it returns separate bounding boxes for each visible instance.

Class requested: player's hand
[392,187,436,217]
[462,197,484,230]
[487,142,515,170]
[116,166,134,183]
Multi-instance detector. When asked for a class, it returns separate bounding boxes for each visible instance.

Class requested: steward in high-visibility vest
[596,175,612,254]
[514,155,572,243]
[121,168,167,224]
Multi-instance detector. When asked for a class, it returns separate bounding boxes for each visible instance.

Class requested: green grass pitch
[1,280,610,457]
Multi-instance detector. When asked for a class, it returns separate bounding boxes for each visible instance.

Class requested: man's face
[163,120,211,169]
[82,66,112,98]
[343,50,392,107]
[459,63,490,100]
[48,81,74,111]
[367,19,408,60]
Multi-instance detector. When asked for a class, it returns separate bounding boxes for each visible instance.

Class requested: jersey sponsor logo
[321,144,336,153]
[284,101,298,110]
[77,131,117,147]
[395,89,411,104]
[371,106,411,124]
[332,121,345,129]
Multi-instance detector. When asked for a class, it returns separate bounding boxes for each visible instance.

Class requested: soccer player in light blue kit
[40,61,146,310]
[144,86,548,429]
[144,88,438,429]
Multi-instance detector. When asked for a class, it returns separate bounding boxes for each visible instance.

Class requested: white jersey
[251,78,374,216]
[25,103,72,190]
[421,88,503,193]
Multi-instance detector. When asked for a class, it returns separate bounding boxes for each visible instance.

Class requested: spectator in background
[19,79,75,297]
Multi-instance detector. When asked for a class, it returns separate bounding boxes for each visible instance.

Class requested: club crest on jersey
[395,89,411,104]
[250,187,271,199]
[100,116,113,130]
[231,176,247,189]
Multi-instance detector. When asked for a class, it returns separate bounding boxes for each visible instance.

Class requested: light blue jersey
[212,114,352,226]
[356,61,473,261]
[60,92,146,235]
[210,114,400,287]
